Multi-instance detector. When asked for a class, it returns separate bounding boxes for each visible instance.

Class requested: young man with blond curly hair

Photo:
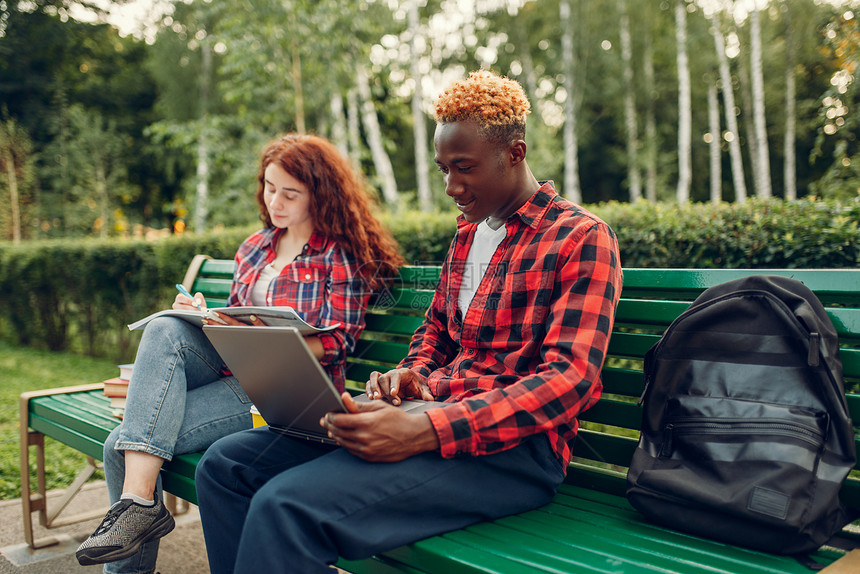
[196,70,623,573]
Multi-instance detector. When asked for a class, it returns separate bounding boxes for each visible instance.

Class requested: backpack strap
[791,532,860,571]
[791,554,825,571]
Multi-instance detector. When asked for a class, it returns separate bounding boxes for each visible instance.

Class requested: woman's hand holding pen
[174,284,264,327]
[173,284,207,311]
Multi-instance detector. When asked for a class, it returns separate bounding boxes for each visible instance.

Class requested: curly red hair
[433,70,531,146]
[255,134,403,287]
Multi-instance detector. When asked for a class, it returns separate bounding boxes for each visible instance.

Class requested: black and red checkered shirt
[228,228,372,391]
[399,183,622,468]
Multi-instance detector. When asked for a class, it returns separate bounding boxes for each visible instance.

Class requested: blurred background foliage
[0,0,859,241]
[1,197,858,361]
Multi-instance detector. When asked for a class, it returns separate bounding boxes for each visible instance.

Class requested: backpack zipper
[660,418,825,457]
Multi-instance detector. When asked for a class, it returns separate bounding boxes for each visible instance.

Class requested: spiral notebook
[202,325,438,445]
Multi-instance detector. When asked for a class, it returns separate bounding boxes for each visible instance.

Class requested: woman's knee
[142,316,188,342]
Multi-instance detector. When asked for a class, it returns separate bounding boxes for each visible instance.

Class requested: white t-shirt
[458,218,507,315]
[249,264,279,306]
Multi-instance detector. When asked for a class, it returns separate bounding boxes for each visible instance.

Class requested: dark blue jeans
[195,426,566,574]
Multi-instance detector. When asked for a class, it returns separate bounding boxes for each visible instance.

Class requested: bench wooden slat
[29,395,117,445]
[438,525,601,573]
[617,299,860,342]
[572,429,638,467]
[28,414,108,461]
[381,535,536,574]
[353,340,412,365]
[386,288,436,312]
[363,314,425,337]
[554,486,849,567]
[847,394,860,422]
[538,489,829,573]
[621,269,860,303]
[395,266,443,287]
[601,368,647,398]
[197,259,235,276]
[190,277,233,299]
[615,298,690,326]
[337,556,427,574]
[161,453,203,504]
[829,308,860,341]
[840,348,860,380]
[345,363,385,385]
[607,331,661,358]
[578,398,641,429]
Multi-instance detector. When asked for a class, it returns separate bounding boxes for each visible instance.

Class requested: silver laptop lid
[202,325,343,442]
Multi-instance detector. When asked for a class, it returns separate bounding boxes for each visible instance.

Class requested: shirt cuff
[317,332,340,366]
[426,402,473,459]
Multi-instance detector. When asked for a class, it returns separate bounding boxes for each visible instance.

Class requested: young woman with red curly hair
[77,133,403,572]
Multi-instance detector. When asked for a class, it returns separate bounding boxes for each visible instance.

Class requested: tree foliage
[0,0,858,240]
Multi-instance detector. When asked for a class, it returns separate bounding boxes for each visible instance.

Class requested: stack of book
[103,363,133,419]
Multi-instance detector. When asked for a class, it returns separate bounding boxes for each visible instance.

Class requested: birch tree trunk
[712,16,747,202]
[675,0,692,203]
[195,130,209,231]
[783,2,797,200]
[409,0,431,211]
[194,39,211,232]
[560,0,582,203]
[619,0,642,201]
[330,92,349,158]
[708,82,722,204]
[3,146,21,243]
[346,89,362,169]
[356,65,399,204]
[749,4,772,198]
[290,45,306,134]
[737,45,760,196]
[643,19,658,202]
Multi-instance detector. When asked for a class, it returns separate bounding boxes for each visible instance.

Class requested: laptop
[202,324,439,445]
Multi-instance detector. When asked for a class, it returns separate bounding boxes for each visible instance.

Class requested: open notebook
[202,325,438,444]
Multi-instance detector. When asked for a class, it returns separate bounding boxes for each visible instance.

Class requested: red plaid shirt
[229,228,371,391]
[398,183,622,468]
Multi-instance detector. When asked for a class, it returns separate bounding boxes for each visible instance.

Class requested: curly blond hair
[433,70,531,146]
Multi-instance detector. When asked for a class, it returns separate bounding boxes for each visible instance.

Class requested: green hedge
[597,197,860,268]
[1,198,858,360]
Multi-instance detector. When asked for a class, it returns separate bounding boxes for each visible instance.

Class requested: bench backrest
[189,261,860,513]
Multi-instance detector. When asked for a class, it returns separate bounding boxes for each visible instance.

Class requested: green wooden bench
[20,257,860,573]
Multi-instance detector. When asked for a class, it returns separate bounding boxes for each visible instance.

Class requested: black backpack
[626,275,856,556]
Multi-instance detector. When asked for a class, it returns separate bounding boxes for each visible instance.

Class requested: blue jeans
[103,317,253,574]
[196,427,566,574]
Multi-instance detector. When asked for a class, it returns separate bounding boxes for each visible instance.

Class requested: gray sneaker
[76,497,175,565]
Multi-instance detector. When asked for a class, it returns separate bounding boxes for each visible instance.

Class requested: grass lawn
[0,340,117,500]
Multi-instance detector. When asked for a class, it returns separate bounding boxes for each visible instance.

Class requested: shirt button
[305,273,312,280]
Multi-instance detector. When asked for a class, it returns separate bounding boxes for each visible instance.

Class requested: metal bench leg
[20,430,57,549]
[20,384,109,549]
[163,493,190,516]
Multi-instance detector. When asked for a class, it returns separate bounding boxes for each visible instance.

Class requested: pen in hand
[175,284,203,310]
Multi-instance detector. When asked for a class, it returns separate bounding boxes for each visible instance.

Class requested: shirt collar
[456,181,558,231]
[262,227,330,254]
[512,181,557,229]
